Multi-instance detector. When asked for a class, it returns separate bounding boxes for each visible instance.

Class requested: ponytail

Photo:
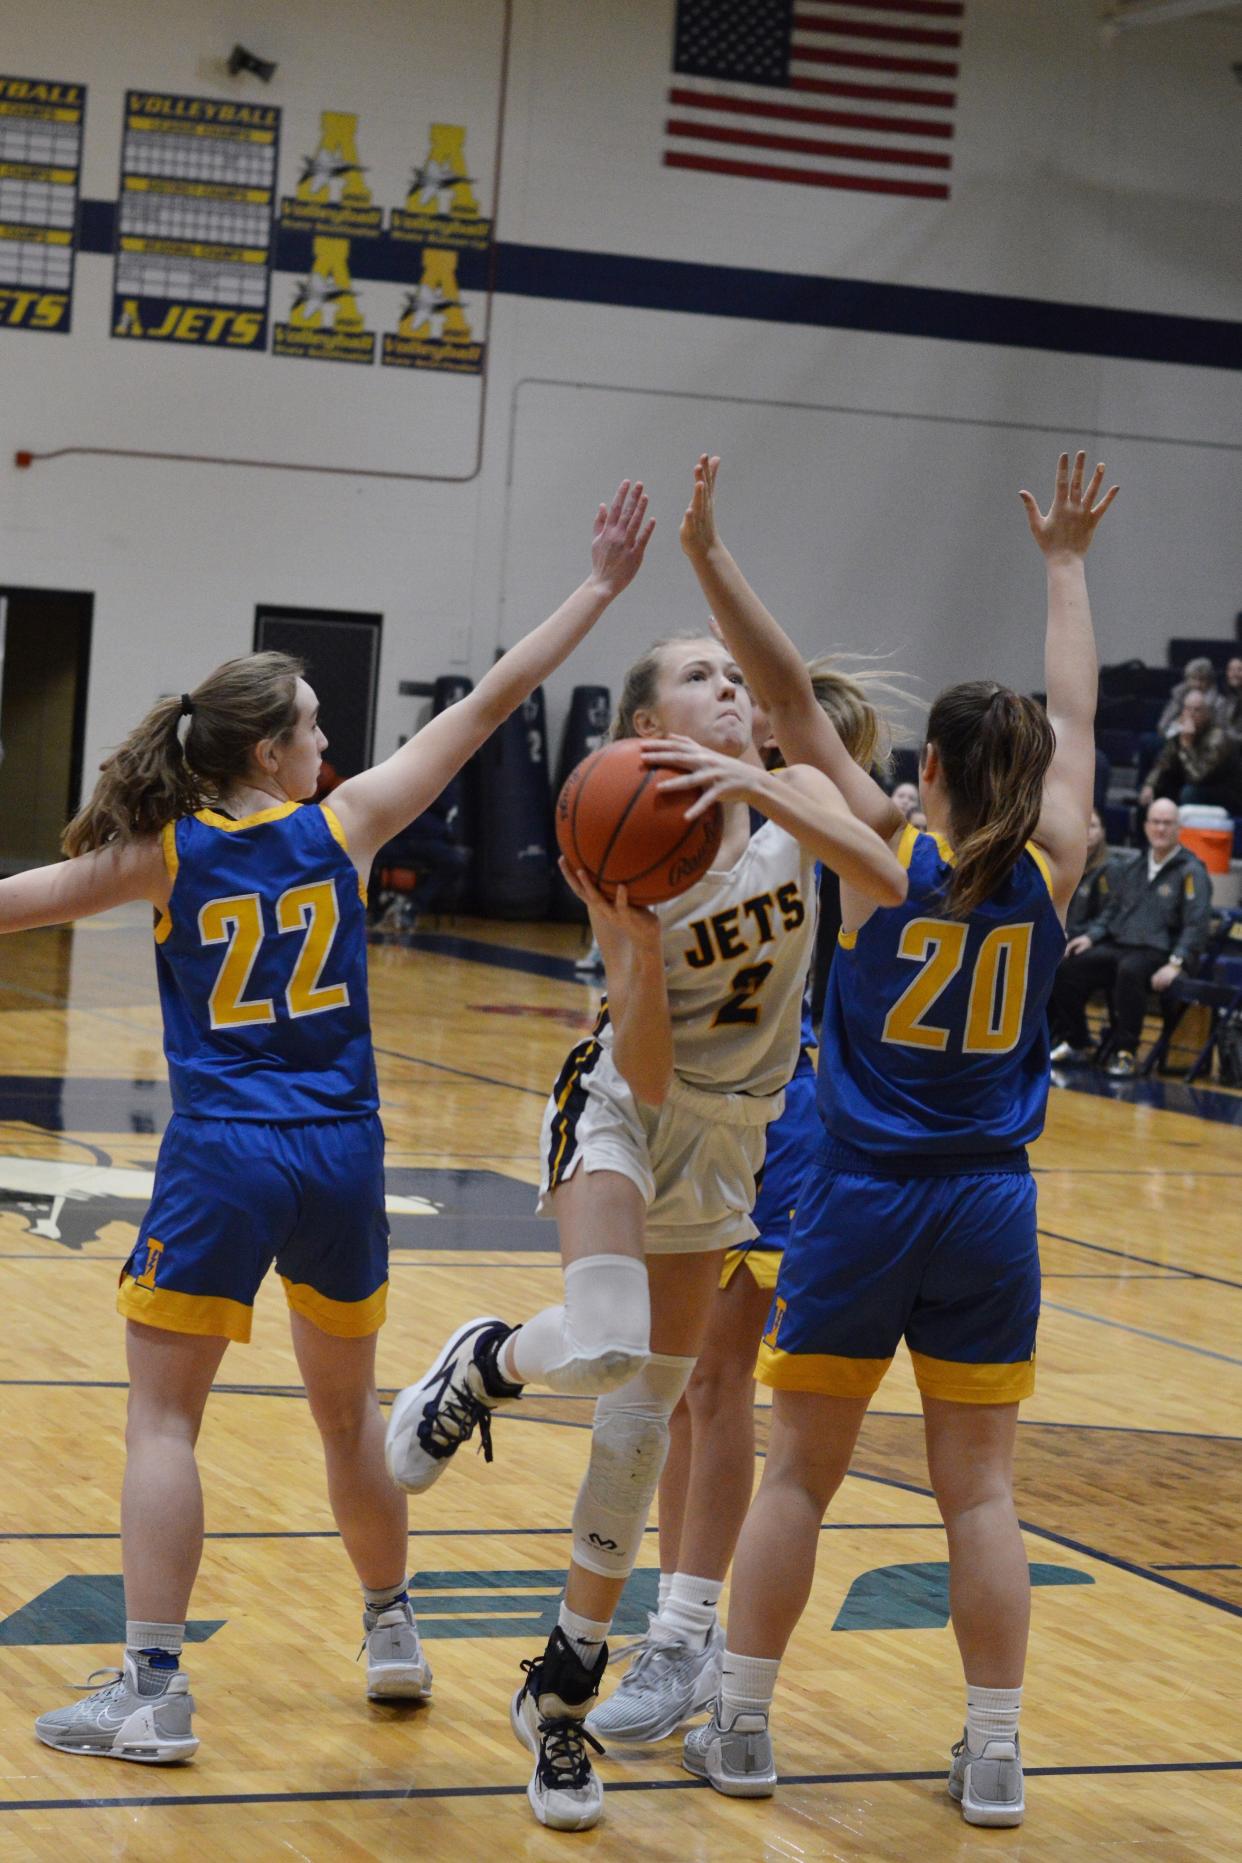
[925,681,1053,918]
[63,650,304,856]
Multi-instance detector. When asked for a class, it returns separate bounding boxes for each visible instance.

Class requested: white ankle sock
[125,1619,184,1657]
[657,1572,674,1614]
[720,1649,780,1716]
[966,1683,1023,1750]
[660,1572,721,1649]
[558,1599,610,1665]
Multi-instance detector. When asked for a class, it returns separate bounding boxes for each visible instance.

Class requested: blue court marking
[0,1575,222,1648]
[372,1045,546,1099]
[1153,1563,1241,1573]
[833,1561,1091,1632]
[1042,1301,1242,1368]
[846,1469,1242,1622]
[1039,1227,1242,1295]
[0,1524,936,1542]
[3,1755,1240,1814]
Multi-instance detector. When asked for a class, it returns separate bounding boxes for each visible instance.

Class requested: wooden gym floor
[0,907,1239,1860]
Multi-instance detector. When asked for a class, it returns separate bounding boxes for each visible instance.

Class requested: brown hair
[63,651,305,856]
[925,681,1054,917]
[610,634,708,741]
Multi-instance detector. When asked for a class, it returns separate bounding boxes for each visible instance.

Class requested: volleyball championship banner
[0,74,86,335]
[111,90,281,349]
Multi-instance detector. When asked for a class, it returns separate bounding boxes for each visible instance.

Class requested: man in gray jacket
[1049,798,1213,1078]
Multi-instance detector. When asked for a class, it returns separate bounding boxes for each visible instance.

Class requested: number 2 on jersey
[881,917,1032,1055]
[199,882,348,1029]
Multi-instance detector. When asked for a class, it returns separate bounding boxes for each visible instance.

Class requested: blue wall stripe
[73,200,1242,372]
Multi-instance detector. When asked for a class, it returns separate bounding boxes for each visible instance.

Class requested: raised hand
[589,480,654,599]
[1020,451,1119,560]
[679,453,722,560]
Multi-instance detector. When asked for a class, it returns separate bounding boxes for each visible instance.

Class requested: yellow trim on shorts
[117,1277,253,1343]
[280,1275,388,1337]
[321,802,367,905]
[153,820,180,944]
[756,1343,892,1396]
[910,1350,1035,1404]
[720,1245,783,1292]
[1025,841,1053,896]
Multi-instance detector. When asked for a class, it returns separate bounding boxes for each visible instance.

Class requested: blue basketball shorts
[756,1141,1039,1404]
[720,1054,817,1293]
[117,1113,390,1344]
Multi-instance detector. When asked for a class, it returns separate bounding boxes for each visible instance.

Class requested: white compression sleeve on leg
[507,1253,650,1395]
[572,1353,696,1579]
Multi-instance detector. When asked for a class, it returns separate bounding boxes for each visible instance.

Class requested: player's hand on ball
[558,859,662,954]
[642,735,756,820]
[589,480,655,599]
[680,453,721,560]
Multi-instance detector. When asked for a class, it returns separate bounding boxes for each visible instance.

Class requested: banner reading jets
[389,122,491,253]
[381,246,484,374]
[0,75,86,335]
[111,90,280,350]
[273,234,375,365]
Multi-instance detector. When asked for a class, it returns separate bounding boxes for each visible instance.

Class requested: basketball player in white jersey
[386,508,908,1831]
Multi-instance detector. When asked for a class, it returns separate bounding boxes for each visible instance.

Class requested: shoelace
[423,1378,495,1463]
[74,1668,124,1696]
[537,1714,604,1788]
[605,1633,689,1689]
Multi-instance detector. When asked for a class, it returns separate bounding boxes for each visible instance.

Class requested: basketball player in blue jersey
[592,669,895,1747]
[1,478,655,1766]
[678,451,1117,1828]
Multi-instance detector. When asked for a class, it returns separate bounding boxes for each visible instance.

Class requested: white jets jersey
[599,820,816,1099]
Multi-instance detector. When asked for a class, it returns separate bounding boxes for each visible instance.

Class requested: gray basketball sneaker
[948,1730,1025,1826]
[682,1695,776,1797]
[363,1599,434,1700]
[35,1652,197,1763]
[586,1616,724,1742]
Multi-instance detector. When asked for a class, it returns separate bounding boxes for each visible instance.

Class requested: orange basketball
[555,738,723,906]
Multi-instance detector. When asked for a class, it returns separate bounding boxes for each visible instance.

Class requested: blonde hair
[63,651,305,856]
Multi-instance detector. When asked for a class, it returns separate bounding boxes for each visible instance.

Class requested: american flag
[665,0,962,202]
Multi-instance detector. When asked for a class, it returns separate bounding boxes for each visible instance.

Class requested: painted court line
[1,1757,1239,1815]
[1042,1301,1242,1368]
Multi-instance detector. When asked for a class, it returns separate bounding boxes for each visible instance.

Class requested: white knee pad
[508,1253,650,1395]
[572,1353,696,1578]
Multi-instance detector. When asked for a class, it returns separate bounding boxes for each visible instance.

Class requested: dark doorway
[0,586,93,871]
[254,606,381,783]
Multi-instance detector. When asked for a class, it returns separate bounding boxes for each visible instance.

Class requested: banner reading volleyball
[110,90,280,349]
[0,74,86,335]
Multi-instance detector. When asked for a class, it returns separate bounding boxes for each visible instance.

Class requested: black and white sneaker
[510,1627,608,1831]
[385,1316,521,1494]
